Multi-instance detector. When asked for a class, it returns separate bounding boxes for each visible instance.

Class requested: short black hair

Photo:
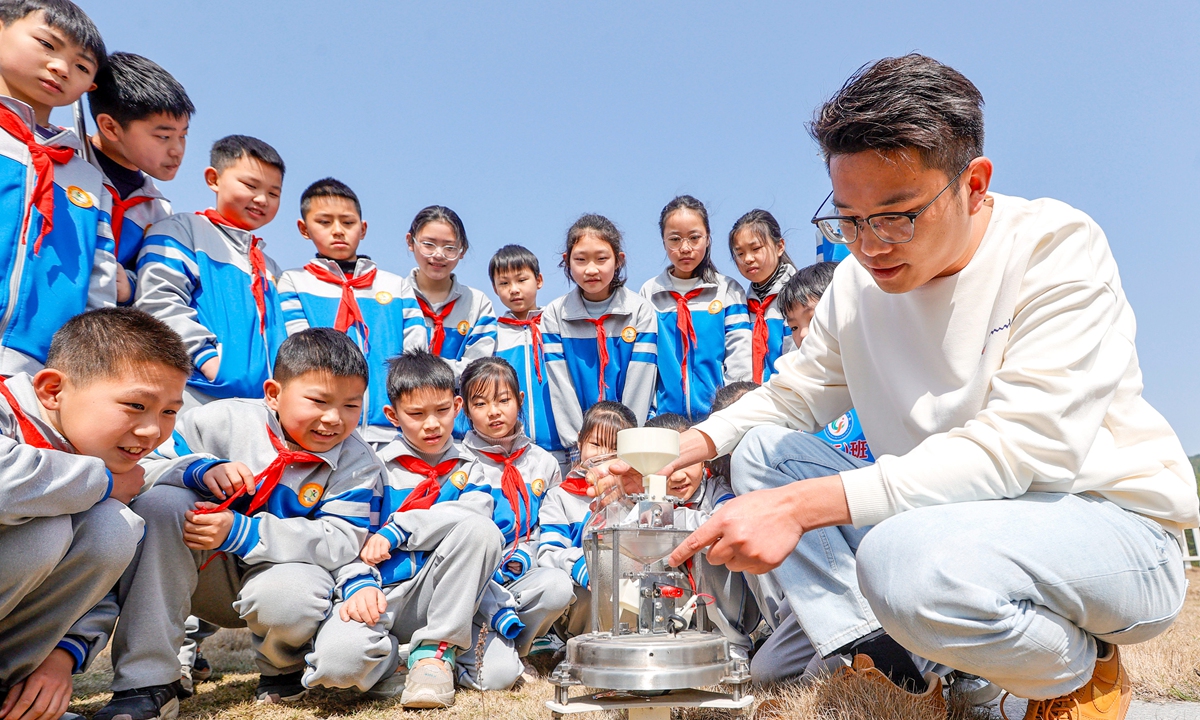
[645,412,690,433]
[809,54,984,179]
[300,177,361,218]
[88,52,193,126]
[210,134,285,177]
[778,262,838,314]
[46,308,191,385]
[273,327,368,386]
[489,244,540,283]
[386,349,455,405]
[0,0,105,70]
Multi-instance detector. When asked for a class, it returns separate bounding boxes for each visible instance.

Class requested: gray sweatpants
[555,584,592,639]
[0,500,142,687]
[303,514,502,692]
[457,567,574,690]
[111,485,335,690]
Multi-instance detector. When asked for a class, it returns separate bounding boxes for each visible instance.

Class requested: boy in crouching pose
[0,308,189,720]
[304,350,503,709]
[96,328,380,720]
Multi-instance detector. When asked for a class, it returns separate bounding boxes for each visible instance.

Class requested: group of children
[0,1,875,718]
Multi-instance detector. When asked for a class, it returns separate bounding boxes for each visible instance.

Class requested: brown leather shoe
[838,653,946,714]
[1005,645,1131,720]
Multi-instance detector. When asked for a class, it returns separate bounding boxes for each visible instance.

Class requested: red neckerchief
[304,261,377,349]
[417,296,457,355]
[0,104,75,254]
[0,377,55,450]
[497,313,544,382]
[559,474,591,496]
[748,294,777,385]
[394,455,460,512]
[669,288,704,391]
[197,209,270,335]
[194,425,322,516]
[105,186,153,260]
[478,445,532,541]
[581,315,613,400]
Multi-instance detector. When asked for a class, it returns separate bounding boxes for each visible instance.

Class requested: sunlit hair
[273,327,368,386]
[386,349,454,404]
[578,400,637,456]
[779,262,838,314]
[645,412,690,433]
[300,177,360,218]
[46,308,191,385]
[408,205,469,253]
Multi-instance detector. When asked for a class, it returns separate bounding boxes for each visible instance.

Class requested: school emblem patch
[824,412,854,442]
[66,186,93,209]
[457,320,470,335]
[531,477,546,497]
[375,291,393,304]
[620,326,637,343]
[450,470,469,490]
[707,300,723,314]
[298,482,323,508]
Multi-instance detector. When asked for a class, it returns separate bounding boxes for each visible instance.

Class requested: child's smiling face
[205,154,282,231]
[264,370,364,453]
[566,233,623,302]
[407,219,462,283]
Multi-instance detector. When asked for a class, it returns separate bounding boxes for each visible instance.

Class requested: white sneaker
[400,660,455,709]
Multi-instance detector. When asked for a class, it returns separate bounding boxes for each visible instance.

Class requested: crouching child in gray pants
[96,329,382,720]
[304,350,505,710]
[0,309,191,720]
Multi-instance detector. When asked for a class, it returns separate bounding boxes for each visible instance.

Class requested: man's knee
[856,512,960,633]
[730,427,829,495]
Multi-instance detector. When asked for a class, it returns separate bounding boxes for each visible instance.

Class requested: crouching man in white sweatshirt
[599,54,1200,720]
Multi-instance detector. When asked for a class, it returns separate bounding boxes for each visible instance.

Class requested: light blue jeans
[732,426,1188,699]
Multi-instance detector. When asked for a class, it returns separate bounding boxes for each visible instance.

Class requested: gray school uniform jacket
[541,287,659,447]
[0,373,113,525]
[462,430,562,584]
[333,437,498,600]
[536,483,592,587]
[409,270,497,380]
[143,398,380,570]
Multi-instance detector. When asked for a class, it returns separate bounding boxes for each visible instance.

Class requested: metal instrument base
[546,688,755,718]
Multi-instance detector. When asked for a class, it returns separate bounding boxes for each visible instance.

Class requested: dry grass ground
[69,569,1200,720]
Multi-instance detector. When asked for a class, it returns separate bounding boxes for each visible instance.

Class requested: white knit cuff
[839,465,895,528]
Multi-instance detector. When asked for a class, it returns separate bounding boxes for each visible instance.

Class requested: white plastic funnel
[616,427,680,477]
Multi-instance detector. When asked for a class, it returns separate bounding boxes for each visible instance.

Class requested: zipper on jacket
[0,158,38,342]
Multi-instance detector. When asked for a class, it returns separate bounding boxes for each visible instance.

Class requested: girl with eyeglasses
[728,209,797,384]
[404,205,497,380]
[638,196,754,419]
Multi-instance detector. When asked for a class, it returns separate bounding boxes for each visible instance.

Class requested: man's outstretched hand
[668,474,852,573]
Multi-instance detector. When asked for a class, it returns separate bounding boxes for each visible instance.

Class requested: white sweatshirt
[696,193,1200,541]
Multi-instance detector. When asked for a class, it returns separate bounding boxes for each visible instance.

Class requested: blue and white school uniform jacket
[748,263,797,384]
[639,270,752,419]
[495,310,560,453]
[94,170,170,303]
[541,286,658,447]
[335,438,499,600]
[279,258,427,443]
[536,483,591,588]
[135,213,287,400]
[144,398,379,571]
[0,98,115,376]
[462,430,561,585]
[409,270,497,379]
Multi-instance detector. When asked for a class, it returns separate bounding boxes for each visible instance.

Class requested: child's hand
[360,533,392,566]
[203,462,256,500]
[0,647,73,720]
[115,265,132,304]
[340,586,387,625]
[199,357,220,382]
[184,502,234,550]
[109,464,146,505]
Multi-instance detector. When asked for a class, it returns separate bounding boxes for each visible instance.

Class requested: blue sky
[81,2,1200,450]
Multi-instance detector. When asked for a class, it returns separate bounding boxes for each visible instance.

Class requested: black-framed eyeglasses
[810,161,971,245]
